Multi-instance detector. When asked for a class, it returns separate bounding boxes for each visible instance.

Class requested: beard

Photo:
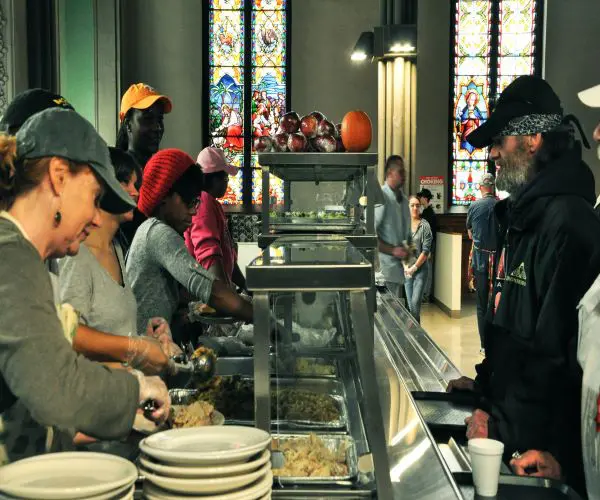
[495,139,534,195]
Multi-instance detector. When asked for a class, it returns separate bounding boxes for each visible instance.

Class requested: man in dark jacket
[447,76,600,497]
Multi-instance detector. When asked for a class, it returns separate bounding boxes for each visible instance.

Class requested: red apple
[310,111,326,123]
[288,133,308,152]
[273,133,289,152]
[253,136,273,153]
[317,119,336,137]
[315,134,337,153]
[279,111,301,133]
[307,137,319,152]
[300,115,319,138]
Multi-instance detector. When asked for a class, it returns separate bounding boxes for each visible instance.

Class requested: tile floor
[420,295,483,380]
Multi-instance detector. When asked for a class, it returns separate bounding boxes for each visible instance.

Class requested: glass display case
[246,235,393,497]
[257,152,380,250]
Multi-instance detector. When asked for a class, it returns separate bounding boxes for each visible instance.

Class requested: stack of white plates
[0,452,137,499]
[139,426,272,500]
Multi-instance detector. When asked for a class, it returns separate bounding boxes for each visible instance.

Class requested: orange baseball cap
[119,83,172,122]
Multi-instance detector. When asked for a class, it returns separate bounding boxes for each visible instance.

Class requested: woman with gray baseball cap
[0,108,170,463]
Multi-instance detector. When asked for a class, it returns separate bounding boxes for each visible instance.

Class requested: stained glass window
[450,0,542,206]
[207,0,288,209]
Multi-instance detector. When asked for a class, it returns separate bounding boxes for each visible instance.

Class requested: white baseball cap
[578,84,600,108]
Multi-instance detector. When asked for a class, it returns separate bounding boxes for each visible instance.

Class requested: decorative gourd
[341,110,372,152]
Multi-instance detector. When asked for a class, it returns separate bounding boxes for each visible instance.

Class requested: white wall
[434,233,462,316]
[289,0,379,210]
[120,0,204,156]
[544,0,600,191]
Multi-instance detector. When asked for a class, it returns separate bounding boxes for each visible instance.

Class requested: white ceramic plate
[141,461,270,494]
[133,409,225,435]
[139,449,271,478]
[143,471,273,500]
[139,426,271,465]
[83,483,135,500]
[0,452,138,500]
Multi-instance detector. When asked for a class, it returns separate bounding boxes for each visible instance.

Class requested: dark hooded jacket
[475,142,600,497]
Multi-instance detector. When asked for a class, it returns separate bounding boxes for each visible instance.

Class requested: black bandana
[499,113,562,137]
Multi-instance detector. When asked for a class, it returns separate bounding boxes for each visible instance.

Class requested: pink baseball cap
[197,147,238,176]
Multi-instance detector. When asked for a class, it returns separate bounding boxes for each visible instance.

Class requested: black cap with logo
[0,89,74,135]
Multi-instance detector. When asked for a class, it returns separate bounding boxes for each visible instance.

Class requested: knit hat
[138,149,196,217]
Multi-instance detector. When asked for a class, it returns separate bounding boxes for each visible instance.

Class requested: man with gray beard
[446,76,600,497]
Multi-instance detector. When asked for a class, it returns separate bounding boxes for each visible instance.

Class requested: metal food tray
[174,378,349,430]
[271,433,358,485]
[271,378,349,430]
[282,357,338,378]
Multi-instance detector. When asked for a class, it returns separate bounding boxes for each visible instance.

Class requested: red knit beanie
[138,148,195,217]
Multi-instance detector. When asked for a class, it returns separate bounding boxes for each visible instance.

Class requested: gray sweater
[126,218,215,332]
[0,218,139,441]
[58,242,137,337]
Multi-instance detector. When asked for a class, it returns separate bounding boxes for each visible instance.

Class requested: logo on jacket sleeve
[506,262,527,286]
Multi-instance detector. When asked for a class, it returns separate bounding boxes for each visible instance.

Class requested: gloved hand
[145,317,183,358]
[131,370,171,425]
[125,335,170,375]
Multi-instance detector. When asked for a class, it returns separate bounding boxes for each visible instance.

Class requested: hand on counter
[465,409,490,439]
[510,450,562,480]
[447,376,475,392]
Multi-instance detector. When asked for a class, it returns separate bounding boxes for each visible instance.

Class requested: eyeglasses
[182,197,200,209]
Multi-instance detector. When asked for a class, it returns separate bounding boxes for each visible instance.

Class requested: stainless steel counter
[375,291,461,392]
[374,321,463,499]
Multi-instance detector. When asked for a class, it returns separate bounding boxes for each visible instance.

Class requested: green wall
[58,0,96,125]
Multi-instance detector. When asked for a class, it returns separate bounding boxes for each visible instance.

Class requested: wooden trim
[433,296,461,319]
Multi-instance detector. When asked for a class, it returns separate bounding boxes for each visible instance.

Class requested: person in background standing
[466,173,497,354]
[404,195,433,322]
[375,155,411,300]
[417,188,437,303]
[185,147,247,291]
[116,83,172,250]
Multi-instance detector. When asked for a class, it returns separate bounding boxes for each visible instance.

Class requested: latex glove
[447,376,476,393]
[125,336,170,375]
[131,370,171,425]
[510,450,562,480]
[465,409,490,439]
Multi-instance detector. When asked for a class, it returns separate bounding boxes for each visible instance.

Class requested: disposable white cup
[468,438,505,497]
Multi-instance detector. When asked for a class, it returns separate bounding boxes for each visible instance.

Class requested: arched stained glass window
[450,0,543,206]
[206,0,288,210]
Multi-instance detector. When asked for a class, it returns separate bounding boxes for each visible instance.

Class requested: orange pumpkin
[341,110,372,152]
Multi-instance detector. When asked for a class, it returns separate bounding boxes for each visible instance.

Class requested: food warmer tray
[452,472,583,499]
[175,377,350,431]
[272,433,358,486]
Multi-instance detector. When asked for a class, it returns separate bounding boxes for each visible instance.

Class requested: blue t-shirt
[467,195,497,273]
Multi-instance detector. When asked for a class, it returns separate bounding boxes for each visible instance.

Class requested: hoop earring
[54,211,62,226]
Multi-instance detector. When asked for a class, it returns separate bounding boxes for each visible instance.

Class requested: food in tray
[320,211,348,220]
[294,358,336,376]
[171,400,216,428]
[272,433,349,477]
[274,388,340,422]
[193,376,341,423]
